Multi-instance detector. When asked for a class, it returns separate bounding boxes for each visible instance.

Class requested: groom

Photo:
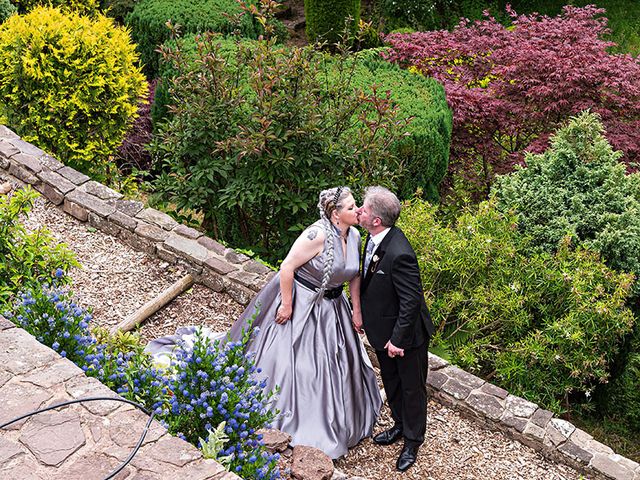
[357,186,434,472]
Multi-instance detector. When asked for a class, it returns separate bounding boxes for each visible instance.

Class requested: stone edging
[0,125,275,308]
[1,125,639,480]
[425,353,639,480]
[0,315,240,479]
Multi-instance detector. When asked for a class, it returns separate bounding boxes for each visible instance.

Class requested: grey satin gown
[227,222,382,459]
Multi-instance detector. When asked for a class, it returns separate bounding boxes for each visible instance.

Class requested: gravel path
[16,185,586,480]
[21,194,244,335]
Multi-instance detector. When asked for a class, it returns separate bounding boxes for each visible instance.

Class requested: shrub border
[0,124,638,480]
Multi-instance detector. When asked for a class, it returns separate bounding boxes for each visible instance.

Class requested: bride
[149,186,381,459]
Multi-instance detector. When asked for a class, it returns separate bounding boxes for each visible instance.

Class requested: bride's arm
[275,226,325,324]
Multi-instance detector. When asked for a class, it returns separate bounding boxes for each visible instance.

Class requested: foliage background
[151,34,450,261]
[400,195,635,413]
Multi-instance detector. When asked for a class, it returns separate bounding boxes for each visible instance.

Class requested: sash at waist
[294,272,344,299]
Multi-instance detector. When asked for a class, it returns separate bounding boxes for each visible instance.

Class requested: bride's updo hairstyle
[317,186,352,296]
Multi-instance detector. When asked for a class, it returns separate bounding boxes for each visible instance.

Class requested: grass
[571,412,640,462]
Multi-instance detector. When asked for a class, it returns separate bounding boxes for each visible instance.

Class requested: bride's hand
[275,304,292,324]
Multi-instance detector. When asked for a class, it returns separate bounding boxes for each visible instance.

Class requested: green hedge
[125,0,260,78]
[343,50,452,201]
[305,0,360,44]
[153,41,452,202]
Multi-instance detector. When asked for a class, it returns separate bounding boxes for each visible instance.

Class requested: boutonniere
[370,254,381,274]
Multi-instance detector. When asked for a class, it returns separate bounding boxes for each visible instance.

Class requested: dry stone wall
[1,125,640,480]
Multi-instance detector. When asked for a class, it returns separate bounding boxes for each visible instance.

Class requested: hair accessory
[332,187,344,208]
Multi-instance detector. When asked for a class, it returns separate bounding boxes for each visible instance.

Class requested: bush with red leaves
[115,78,157,174]
[384,6,640,197]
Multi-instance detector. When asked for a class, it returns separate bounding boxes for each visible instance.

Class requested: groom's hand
[385,340,404,358]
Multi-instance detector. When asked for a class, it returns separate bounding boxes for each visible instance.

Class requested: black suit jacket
[360,226,434,351]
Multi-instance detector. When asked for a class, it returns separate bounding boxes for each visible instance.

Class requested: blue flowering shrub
[5,273,282,479]
[5,273,165,409]
[5,269,96,365]
[84,335,167,415]
[164,327,281,479]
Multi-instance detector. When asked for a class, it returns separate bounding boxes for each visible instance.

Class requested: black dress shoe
[372,425,403,445]
[396,445,419,472]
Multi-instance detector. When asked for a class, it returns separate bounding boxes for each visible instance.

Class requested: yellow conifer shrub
[0,6,147,175]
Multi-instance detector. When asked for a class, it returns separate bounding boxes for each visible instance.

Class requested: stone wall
[426,354,639,480]
[1,126,639,480]
[0,315,239,479]
[0,125,275,309]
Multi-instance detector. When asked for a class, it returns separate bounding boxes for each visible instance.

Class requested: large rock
[291,445,333,480]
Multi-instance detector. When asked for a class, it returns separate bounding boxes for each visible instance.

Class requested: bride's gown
[148,222,382,459]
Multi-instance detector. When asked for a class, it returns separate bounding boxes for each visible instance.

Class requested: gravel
[20,193,244,335]
[14,181,586,480]
[336,402,582,480]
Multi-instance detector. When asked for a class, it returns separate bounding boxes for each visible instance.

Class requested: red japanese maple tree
[384,5,640,197]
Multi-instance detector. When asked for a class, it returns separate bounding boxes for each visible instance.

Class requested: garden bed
[8,172,585,480]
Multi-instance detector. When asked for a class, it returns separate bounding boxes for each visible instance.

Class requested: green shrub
[125,0,261,78]
[344,51,452,201]
[0,187,78,308]
[600,332,640,431]
[399,198,635,413]
[356,19,384,49]
[305,0,360,44]
[13,0,98,14]
[150,34,410,262]
[0,6,147,178]
[494,112,640,294]
[151,33,245,127]
[0,0,16,22]
[153,41,451,203]
[99,0,139,23]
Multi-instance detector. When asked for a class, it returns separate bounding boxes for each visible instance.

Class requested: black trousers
[376,340,429,448]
